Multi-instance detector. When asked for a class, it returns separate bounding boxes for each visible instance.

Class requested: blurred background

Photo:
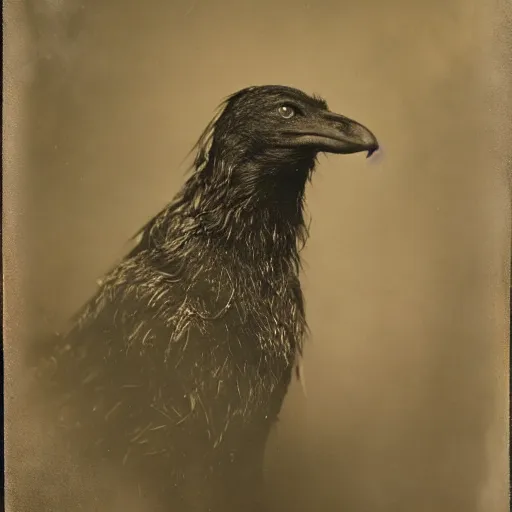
[4,0,511,511]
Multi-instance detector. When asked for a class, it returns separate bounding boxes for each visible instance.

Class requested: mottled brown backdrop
[4,0,511,511]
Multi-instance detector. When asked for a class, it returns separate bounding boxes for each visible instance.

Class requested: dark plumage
[28,85,378,511]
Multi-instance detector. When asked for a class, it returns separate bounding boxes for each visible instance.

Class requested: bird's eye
[278,105,295,119]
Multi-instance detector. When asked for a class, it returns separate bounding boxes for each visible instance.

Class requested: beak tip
[366,144,379,159]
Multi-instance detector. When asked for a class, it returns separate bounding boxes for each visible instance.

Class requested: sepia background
[4,0,511,511]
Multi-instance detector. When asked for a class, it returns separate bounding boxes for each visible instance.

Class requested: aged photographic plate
[3,1,511,511]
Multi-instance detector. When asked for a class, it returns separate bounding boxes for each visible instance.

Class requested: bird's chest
[51,263,305,465]
[107,278,304,468]
[180,280,302,416]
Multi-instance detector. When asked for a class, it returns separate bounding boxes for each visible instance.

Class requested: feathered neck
[163,152,315,270]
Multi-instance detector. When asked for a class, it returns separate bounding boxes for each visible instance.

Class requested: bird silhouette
[27,85,379,512]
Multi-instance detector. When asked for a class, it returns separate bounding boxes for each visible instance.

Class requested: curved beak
[285,110,379,158]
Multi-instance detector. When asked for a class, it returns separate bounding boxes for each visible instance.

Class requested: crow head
[177,86,379,257]
[194,85,379,174]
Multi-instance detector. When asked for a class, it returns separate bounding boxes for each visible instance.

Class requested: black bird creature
[26,85,379,512]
